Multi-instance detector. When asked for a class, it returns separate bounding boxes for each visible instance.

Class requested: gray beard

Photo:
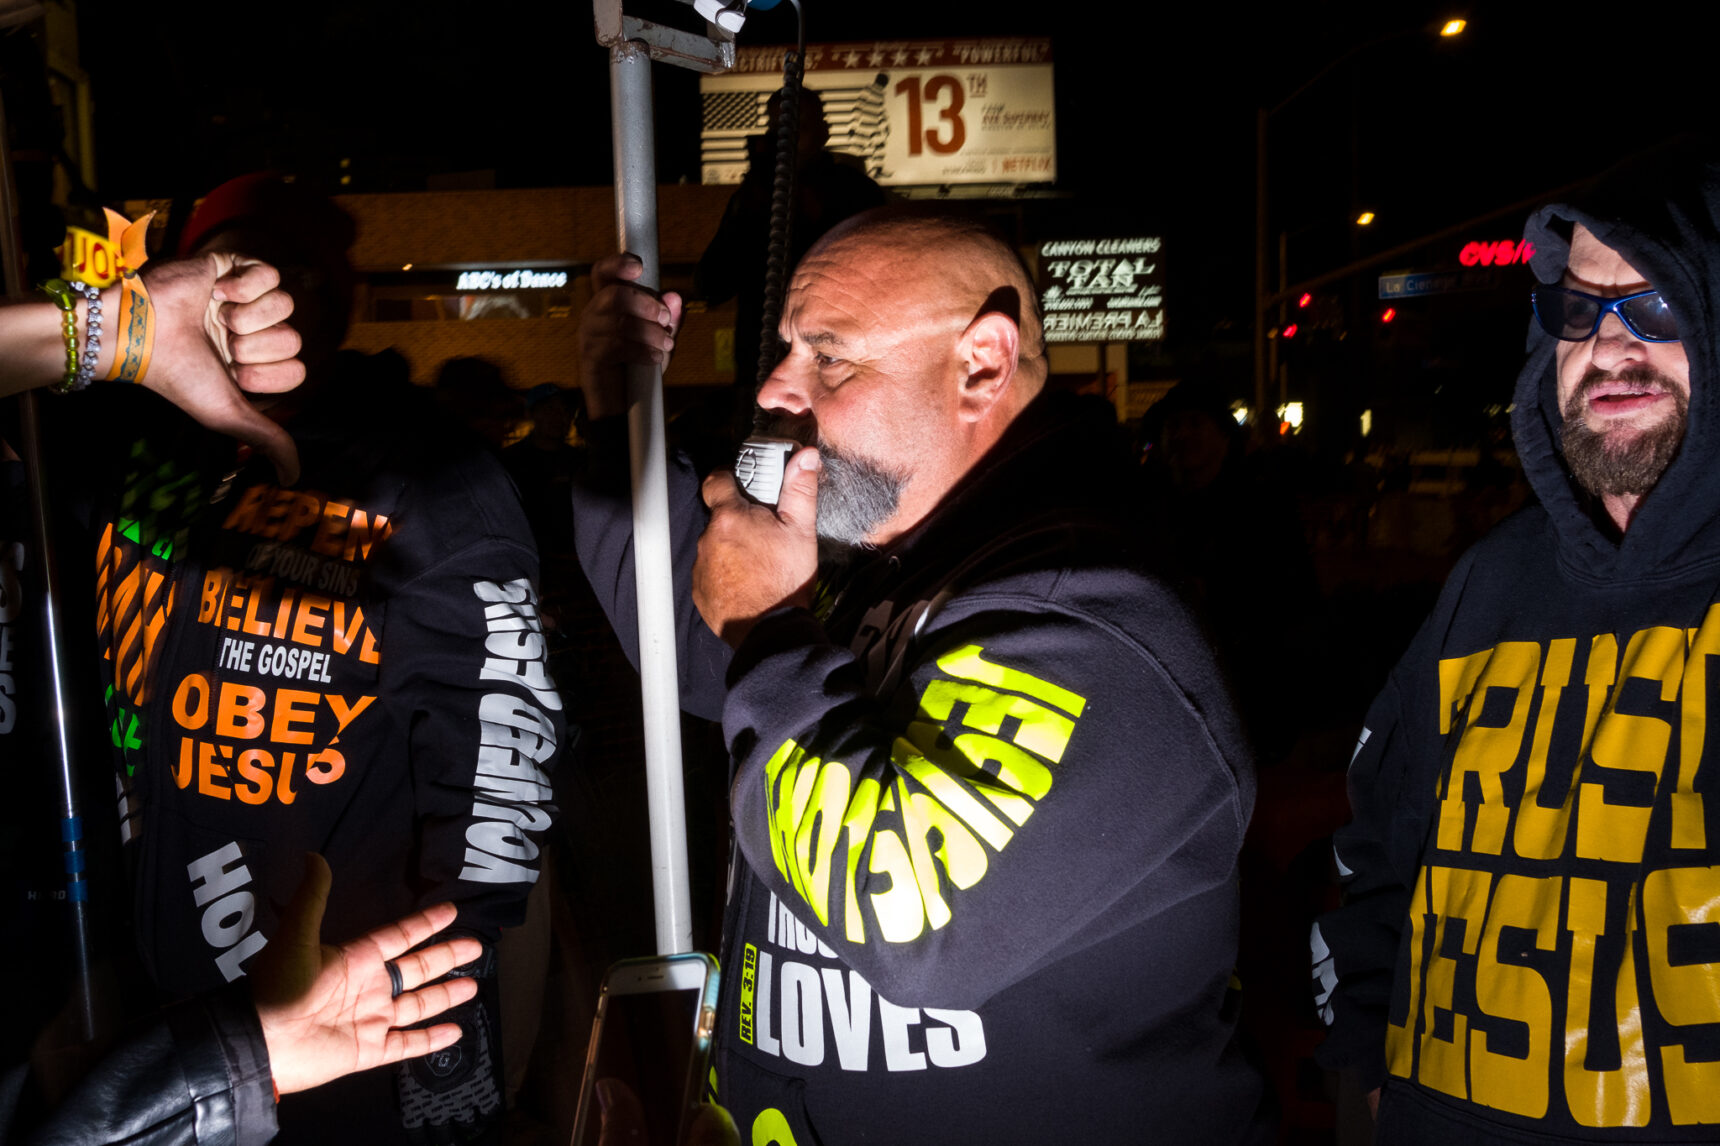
[754,411,908,548]
[815,444,908,547]
[1560,367,1688,499]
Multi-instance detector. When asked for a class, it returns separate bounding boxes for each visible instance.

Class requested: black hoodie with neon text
[1314,143,1720,1141]
[575,390,1271,1143]
[90,367,561,1140]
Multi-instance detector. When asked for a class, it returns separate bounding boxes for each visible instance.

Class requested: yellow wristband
[55,208,156,385]
[58,207,153,289]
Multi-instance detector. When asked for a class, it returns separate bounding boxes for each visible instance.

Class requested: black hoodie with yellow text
[1315,143,1720,1142]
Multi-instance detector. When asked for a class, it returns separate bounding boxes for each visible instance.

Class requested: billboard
[700,38,1056,187]
[1037,238,1165,343]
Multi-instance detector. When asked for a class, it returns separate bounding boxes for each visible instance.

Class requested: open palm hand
[250,854,481,1096]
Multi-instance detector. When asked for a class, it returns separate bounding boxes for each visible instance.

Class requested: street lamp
[1252,18,1465,434]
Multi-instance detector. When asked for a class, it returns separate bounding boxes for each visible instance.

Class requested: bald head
[757,207,1051,545]
[810,209,1048,403]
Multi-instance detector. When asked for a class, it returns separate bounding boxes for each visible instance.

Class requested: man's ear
[956,311,1021,422]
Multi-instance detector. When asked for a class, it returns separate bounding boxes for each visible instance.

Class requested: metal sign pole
[595,0,736,958]
[0,83,97,1041]
[606,42,694,957]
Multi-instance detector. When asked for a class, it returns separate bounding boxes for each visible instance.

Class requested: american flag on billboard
[701,90,771,173]
[703,90,769,132]
[823,76,890,178]
[699,81,886,184]
[701,39,1054,187]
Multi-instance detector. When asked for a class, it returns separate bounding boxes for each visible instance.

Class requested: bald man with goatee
[574,208,1271,1142]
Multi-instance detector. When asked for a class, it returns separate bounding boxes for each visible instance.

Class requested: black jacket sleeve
[1312,605,1452,1093]
[1312,675,1420,1094]
[5,988,277,1146]
[568,416,733,720]
[358,441,566,937]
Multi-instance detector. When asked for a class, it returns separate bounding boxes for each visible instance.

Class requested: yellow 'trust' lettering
[1436,642,1540,855]
[1580,627,1683,864]
[1437,648,1491,737]
[1675,610,1720,851]
[1432,618,1707,872]
[1514,638,1577,861]
[1402,614,1720,1130]
[1581,632,1618,756]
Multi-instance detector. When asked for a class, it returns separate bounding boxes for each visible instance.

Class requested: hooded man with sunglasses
[1312,143,1720,1142]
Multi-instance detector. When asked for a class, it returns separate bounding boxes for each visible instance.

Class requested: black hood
[1510,140,1720,583]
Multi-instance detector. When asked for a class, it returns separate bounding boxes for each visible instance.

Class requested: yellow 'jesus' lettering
[1645,866,1720,1125]
[1419,866,1491,1099]
[1470,873,1560,1117]
[1563,878,1649,1128]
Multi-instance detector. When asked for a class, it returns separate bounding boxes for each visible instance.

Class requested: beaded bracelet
[73,281,102,389]
[37,278,103,394]
[38,278,79,390]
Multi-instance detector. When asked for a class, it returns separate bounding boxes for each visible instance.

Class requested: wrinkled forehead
[1562,223,1653,293]
[787,234,971,335]
[798,229,937,289]
[811,223,1021,308]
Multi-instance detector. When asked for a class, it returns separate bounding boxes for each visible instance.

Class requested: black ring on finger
[385,959,404,999]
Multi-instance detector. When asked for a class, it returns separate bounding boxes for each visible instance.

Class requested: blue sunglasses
[1531,286,1680,343]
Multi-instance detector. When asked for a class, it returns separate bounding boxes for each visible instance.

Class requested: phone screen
[576,985,704,1146]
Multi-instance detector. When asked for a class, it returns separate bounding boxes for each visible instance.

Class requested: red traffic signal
[1380,308,1397,324]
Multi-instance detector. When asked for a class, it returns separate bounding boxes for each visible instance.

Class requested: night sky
[74,0,1717,374]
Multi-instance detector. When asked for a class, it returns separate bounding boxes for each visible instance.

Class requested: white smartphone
[571,953,721,1146]
[734,436,800,507]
